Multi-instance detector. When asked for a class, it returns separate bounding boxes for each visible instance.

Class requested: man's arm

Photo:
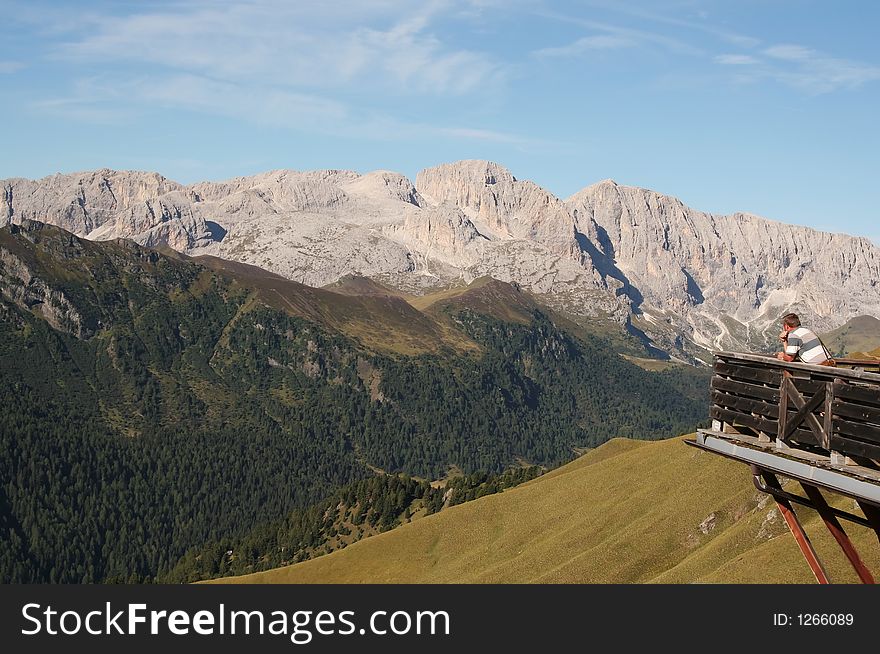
[778,333,801,362]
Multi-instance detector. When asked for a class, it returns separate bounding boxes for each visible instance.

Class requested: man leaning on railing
[776,313,835,366]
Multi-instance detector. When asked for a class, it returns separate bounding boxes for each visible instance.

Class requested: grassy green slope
[213,436,880,584]
[823,315,880,357]
[195,256,478,356]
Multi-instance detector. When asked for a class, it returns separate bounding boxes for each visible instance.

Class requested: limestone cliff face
[397,205,485,266]
[4,162,877,359]
[1,169,211,250]
[416,160,580,260]
[189,169,354,216]
[568,180,880,350]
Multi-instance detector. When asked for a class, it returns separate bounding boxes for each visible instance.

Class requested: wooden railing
[710,352,880,465]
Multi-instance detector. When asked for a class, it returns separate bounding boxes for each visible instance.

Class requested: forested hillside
[163,466,541,583]
[0,221,708,583]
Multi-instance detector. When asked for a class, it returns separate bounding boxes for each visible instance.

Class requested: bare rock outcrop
[4,161,878,359]
[1,169,211,249]
[416,160,580,260]
[568,180,880,351]
[0,222,92,338]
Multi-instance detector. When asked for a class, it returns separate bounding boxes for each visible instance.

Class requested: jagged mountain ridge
[568,180,880,353]
[4,161,878,359]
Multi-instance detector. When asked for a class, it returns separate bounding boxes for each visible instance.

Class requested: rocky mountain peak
[3,162,878,360]
[415,160,578,258]
[567,178,880,353]
[416,160,516,195]
[341,170,422,207]
[1,169,207,250]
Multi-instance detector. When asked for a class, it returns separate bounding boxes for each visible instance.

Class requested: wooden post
[823,381,833,451]
[782,380,826,442]
[777,372,789,449]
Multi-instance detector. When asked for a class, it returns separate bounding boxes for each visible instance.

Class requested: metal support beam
[856,500,880,546]
[691,431,880,505]
[690,431,880,584]
[800,483,874,584]
[748,464,875,528]
[755,468,829,584]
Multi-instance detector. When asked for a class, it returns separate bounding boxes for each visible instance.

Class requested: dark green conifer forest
[0,222,708,582]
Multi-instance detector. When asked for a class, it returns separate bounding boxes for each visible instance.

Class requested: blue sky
[1,0,878,242]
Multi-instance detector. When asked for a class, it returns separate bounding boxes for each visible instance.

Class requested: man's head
[782,313,801,333]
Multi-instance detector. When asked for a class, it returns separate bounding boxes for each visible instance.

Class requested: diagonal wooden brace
[781,377,827,443]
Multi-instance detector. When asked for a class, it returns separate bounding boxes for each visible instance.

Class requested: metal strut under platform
[750,465,874,584]
[688,430,880,584]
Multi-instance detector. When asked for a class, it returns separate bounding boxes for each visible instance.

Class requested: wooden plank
[832,399,880,425]
[829,434,880,461]
[789,427,822,447]
[833,416,880,443]
[711,390,778,419]
[716,352,880,383]
[710,407,818,446]
[710,406,777,435]
[711,376,780,402]
[790,379,827,396]
[835,359,880,373]
[715,361,782,385]
[833,379,880,406]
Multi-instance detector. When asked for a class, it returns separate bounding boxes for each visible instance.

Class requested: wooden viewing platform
[686,352,880,584]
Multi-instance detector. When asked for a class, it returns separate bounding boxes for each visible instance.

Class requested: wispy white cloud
[18,0,530,147]
[53,0,501,96]
[533,34,637,58]
[31,70,542,150]
[534,0,857,97]
[721,34,760,49]
[717,43,880,93]
[136,74,350,129]
[549,1,759,51]
[763,44,814,62]
[438,126,537,144]
[535,12,705,57]
[32,96,133,125]
[715,54,759,66]
[354,10,502,94]
[0,61,25,73]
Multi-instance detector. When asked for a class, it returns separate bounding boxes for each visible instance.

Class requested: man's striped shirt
[784,327,830,364]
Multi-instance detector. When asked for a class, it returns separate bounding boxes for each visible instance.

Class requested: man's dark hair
[782,313,801,328]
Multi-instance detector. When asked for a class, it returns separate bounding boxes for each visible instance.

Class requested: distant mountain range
[5,161,878,361]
